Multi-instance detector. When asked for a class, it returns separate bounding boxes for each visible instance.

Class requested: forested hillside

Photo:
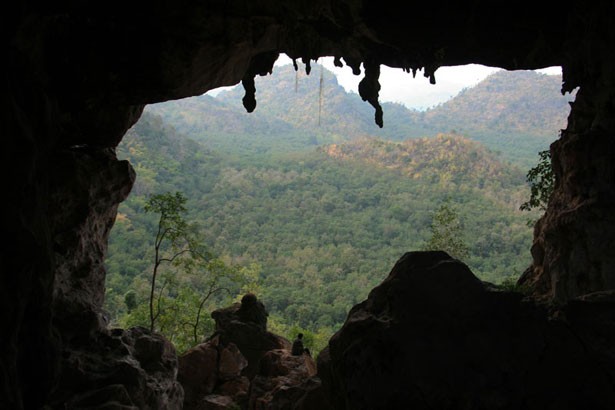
[148,63,574,167]
[105,111,540,354]
[421,69,574,166]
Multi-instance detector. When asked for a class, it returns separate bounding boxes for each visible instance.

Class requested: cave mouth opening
[103,55,574,356]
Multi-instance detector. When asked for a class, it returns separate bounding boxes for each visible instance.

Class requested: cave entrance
[104,55,574,356]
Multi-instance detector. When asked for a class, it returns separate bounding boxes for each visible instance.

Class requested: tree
[422,201,469,259]
[124,290,137,313]
[520,149,555,212]
[140,191,258,351]
[144,191,208,331]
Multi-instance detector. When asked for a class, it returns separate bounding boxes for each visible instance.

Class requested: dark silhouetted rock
[249,348,319,409]
[219,342,249,381]
[318,251,615,410]
[218,376,250,401]
[50,148,135,342]
[237,293,269,331]
[179,340,220,406]
[52,327,183,409]
[177,336,250,410]
[179,335,250,409]
[202,394,236,410]
[522,126,615,302]
[180,297,324,409]
[211,295,290,379]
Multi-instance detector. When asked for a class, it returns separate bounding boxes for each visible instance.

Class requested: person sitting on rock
[236,293,268,331]
[291,333,310,356]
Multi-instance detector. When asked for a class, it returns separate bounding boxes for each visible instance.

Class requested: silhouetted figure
[236,293,268,331]
[292,333,310,356]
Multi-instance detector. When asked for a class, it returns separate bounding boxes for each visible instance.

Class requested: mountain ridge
[105,110,537,341]
[146,63,574,167]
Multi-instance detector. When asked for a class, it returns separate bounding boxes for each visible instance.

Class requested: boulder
[179,336,250,410]
[179,341,220,406]
[219,343,248,381]
[249,349,319,409]
[317,251,615,410]
[211,296,291,379]
[202,394,236,410]
[51,326,184,409]
[180,296,323,409]
[218,376,250,401]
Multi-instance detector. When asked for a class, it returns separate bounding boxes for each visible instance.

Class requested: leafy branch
[520,150,554,212]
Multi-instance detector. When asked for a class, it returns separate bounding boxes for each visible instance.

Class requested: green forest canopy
[105,65,565,354]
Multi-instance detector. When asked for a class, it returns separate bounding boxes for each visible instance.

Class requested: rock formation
[317,251,615,409]
[520,60,615,301]
[4,1,615,408]
[178,296,318,409]
[50,326,184,409]
[42,148,186,407]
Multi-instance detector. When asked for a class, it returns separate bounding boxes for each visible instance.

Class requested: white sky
[209,54,562,111]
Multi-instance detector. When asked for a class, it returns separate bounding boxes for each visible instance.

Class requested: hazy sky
[209,54,562,111]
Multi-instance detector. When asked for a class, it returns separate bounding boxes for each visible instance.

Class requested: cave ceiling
[12,0,595,149]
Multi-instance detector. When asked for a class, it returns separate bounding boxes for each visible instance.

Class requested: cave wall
[520,3,615,301]
[3,1,615,408]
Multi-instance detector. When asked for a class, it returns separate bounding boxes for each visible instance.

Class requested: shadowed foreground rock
[44,148,184,408]
[179,295,319,409]
[317,251,615,410]
[51,326,184,409]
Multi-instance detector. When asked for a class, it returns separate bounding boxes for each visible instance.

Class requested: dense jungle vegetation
[104,64,573,354]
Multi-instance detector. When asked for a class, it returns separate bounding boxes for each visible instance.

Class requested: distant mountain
[419,70,575,166]
[146,63,575,167]
[107,111,537,334]
[321,134,525,187]
[319,134,529,211]
[424,70,571,138]
[216,64,424,141]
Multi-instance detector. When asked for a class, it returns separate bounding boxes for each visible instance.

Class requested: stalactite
[241,76,257,113]
[239,51,279,113]
[424,64,438,84]
[302,57,312,75]
[358,60,384,128]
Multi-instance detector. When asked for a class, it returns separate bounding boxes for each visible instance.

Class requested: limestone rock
[211,296,290,379]
[249,349,319,409]
[318,251,615,410]
[180,297,321,409]
[179,336,250,410]
[218,377,251,401]
[219,343,249,381]
[50,148,135,340]
[52,327,184,409]
[522,125,615,302]
[44,149,187,409]
[179,342,220,404]
[202,394,236,410]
